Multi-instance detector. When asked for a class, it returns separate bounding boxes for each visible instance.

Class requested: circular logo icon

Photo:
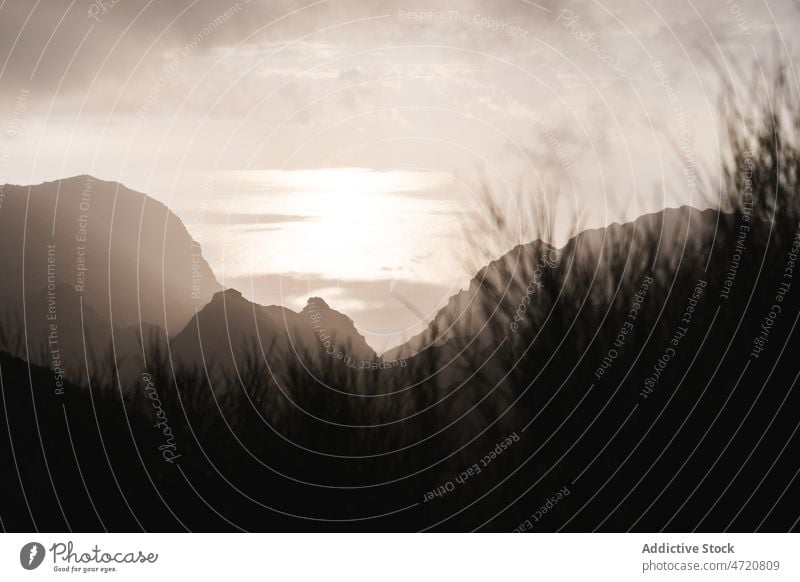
[20,542,46,570]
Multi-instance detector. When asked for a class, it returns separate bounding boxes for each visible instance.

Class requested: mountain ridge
[0,174,725,382]
[169,286,377,381]
[382,205,723,360]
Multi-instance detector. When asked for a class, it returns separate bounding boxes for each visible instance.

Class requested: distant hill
[0,175,220,377]
[170,288,377,383]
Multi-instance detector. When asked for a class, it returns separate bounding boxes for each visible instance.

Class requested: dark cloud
[3,0,794,119]
[0,0,302,97]
[0,0,571,97]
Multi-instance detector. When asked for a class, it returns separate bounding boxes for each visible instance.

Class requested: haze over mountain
[0,175,388,382]
[0,175,728,387]
[0,175,220,374]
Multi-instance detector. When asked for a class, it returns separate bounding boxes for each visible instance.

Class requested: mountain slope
[384,206,723,361]
[169,288,377,383]
[0,175,221,376]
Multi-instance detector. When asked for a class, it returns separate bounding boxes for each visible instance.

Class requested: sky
[1,0,798,351]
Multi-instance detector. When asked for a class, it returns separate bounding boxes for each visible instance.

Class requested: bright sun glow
[211,168,469,286]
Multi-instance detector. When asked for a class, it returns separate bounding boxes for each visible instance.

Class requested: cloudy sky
[1,0,798,350]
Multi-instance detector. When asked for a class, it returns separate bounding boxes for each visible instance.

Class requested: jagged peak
[217,288,243,299]
[304,296,330,311]
[205,288,245,307]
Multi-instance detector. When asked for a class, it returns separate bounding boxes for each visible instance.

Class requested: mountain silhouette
[0,175,220,377]
[170,288,377,382]
[383,206,723,361]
